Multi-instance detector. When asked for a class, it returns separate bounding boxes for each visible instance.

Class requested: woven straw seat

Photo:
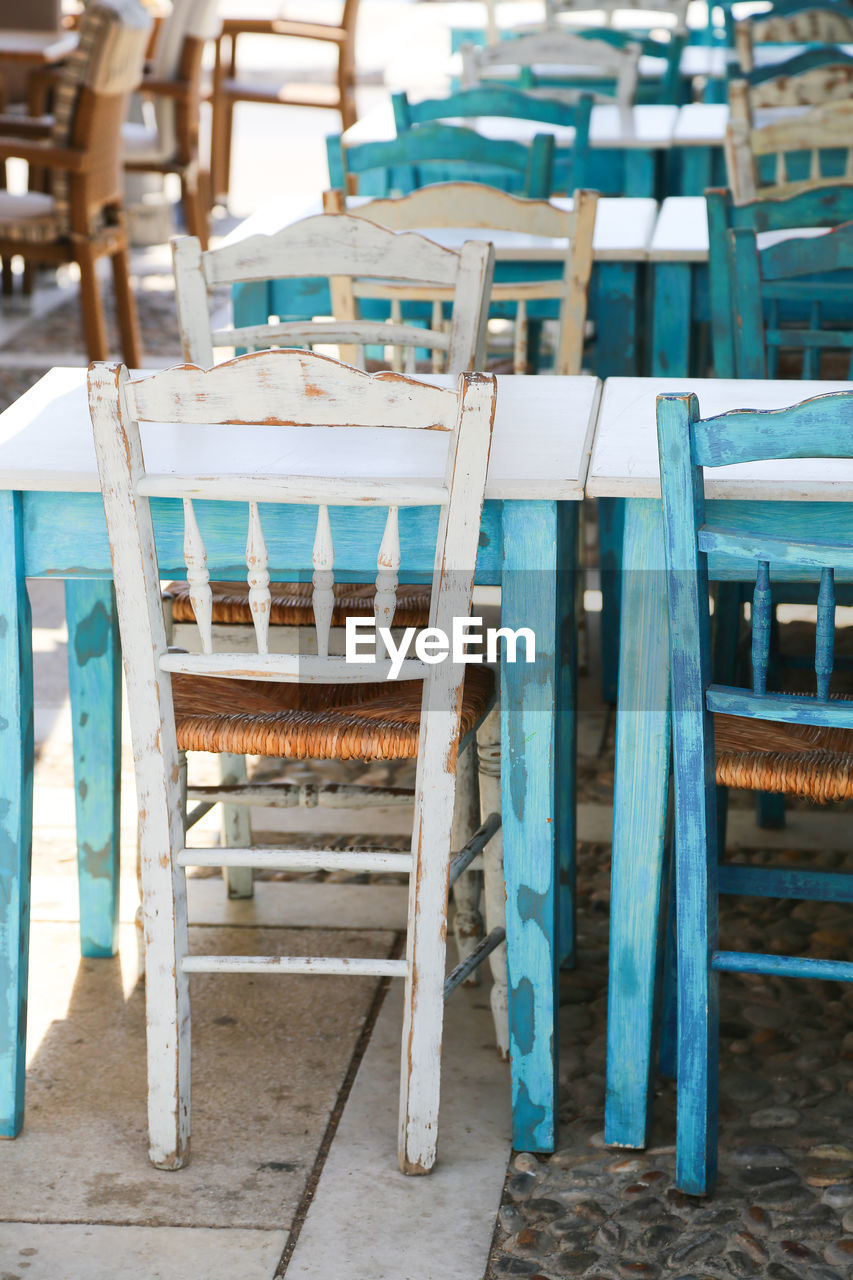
[172,665,494,761]
[168,579,433,629]
[714,709,853,802]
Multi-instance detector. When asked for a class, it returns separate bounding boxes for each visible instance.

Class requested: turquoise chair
[657,387,853,1193]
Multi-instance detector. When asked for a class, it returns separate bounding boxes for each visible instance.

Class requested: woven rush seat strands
[714,705,853,800]
[167,578,433,630]
[171,666,495,761]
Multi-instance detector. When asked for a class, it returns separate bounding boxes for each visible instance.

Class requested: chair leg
[220,752,254,899]
[477,702,509,1059]
[1,256,12,296]
[77,244,110,362]
[110,244,142,368]
[450,741,484,984]
[181,172,209,252]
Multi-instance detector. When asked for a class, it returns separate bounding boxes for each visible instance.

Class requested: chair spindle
[752,560,771,694]
[816,566,836,701]
[375,506,401,658]
[246,501,271,655]
[312,504,335,658]
[183,497,214,653]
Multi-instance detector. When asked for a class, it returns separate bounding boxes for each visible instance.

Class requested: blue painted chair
[326,122,555,199]
[707,185,853,378]
[728,217,853,377]
[390,86,592,193]
[657,387,853,1194]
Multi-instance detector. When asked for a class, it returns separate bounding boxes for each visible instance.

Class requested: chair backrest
[89,351,497,843]
[172,212,494,374]
[323,182,598,375]
[733,44,853,109]
[461,31,642,111]
[391,86,593,192]
[545,0,689,30]
[657,388,853,759]
[51,0,152,229]
[327,122,556,199]
[706,183,853,375]
[735,2,853,72]
[725,92,853,201]
[147,0,221,160]
[728,218,853,377]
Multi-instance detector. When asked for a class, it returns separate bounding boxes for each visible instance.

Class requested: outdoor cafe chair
[323,181,598,376]
[724,94,853,202]
[734,0,853,73]
[122,0,221,251]
[0,0,150,364]
[89,347,505,1174]
[731,42,853,111]
[657,386,853,1194]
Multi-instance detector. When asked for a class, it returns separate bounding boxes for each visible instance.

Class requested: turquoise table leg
[625,150,656,197]
[596,263,639,378]
[605,498,671,1149]
[65,581,121,959]
[0,491,34,1138]
[598,496,624,704]
[556,503,578,971]
[680,146,713,196]
[652,262,692,377]
[501,499,565,1152]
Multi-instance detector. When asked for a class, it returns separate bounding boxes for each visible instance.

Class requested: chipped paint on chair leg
[477,702,509,1058]
[220,752,254,899]
[0,491,34,1138]
[451,741,484,984]
[65,580,121,958]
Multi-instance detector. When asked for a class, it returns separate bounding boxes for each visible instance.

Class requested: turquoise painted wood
[0,491,33,1139]
[391,87,593,194]
[327,123,556,199]
[652,262,693,376]
[2,485,572,1154]
[707,185,853,378]
[64,581,121,959]
[741,39,853,87]
[657,388,853,1193]
[729,220,853,378]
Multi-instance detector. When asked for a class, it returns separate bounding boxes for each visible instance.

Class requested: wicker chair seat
[715,710,853,802]
[168,579,433,629]
[172,665,494,761]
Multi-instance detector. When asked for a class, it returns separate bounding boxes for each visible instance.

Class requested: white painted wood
[461,30,642,109]
[186,783,414,809]
[172,213,494,375]
[1,367,600,501]
[588,376,853,499]
[89,352,501,1175]
[450,744,485,984]
[218,752,253,899]
[725,95,853,201]
[158,649,428,684]
[374,505,400,640]
[183,498,213,654]
[245,502,270,656]
[312,504,335,660]
[177,848,414,873]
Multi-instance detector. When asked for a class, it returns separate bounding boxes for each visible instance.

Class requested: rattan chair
[210,1,360,207]
[89,347,505,1174]
[122,0,220,250]
[0,0,151,363]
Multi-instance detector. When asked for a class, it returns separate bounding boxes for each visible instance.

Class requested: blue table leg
[556,503,578,971]
[0,491,34,1138]
[652,262,693,377]
[625,150,656,197]
[65,581,121,959]
[502,499,565,1152]
[605,498,671,1149]
[680,146,713,196]
[598,497,625,704]
[596,263,640,378]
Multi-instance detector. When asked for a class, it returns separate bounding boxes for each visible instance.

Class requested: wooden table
[227,192,658,378]
[0,365,599,1154]
[586,375,853,1150]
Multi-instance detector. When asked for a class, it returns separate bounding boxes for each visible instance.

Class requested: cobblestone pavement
[487,695,853,1280]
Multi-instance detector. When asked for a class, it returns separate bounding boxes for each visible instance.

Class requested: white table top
[0,368,601,503]
[649,195,834,262]
[673,102,812,146]
[588,377,853,500]
[225,193,659,262]
[344,99,679,150]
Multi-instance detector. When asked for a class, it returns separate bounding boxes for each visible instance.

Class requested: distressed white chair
[735,7,853,73]
[725,93,853,201]
[168,212,506,1045]
[90,349,504,1173]
[122,0,221,249]
[461,30,642,112]
[323,183,598,375]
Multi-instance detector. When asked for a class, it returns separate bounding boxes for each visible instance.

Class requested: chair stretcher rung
[712,950,853,982]
[185,801,216,831]
[719,863,853,904]
[185,782,415,809]
[444,927,506,1000]
[177,847,413,873]
[182,955,409,977]
[449,812,501,888]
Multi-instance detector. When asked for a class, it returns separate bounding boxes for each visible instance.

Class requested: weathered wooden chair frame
[731,43,853,111]
[725,92,853,202]
[735,1,853,73]
[89,348,504,1175]
[323,182,598,376]
[657,387,853,1194]
[210,0,360,206]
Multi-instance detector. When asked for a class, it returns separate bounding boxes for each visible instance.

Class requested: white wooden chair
[545,0,689,33]
[89,348,504,1173]
[122,0,222,249]
[169,212,506,1046]
[735,7,853,74]
[323,183,598,376]
[461,30,642,112]
[725,92,853,201]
